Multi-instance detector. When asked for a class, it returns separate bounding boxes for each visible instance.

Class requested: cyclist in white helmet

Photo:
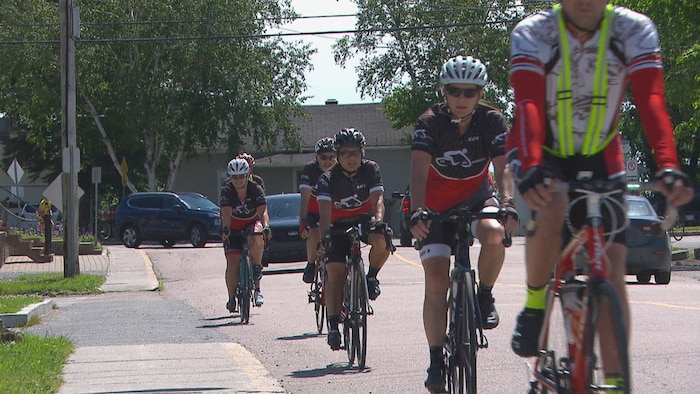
[220,157,271,311]
[409,55,518,392]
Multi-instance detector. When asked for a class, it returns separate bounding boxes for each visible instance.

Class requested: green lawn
[0,272,105,393]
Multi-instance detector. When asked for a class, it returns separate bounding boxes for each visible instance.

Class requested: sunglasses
[231,174,247,180]
[338,149,362,158]
[318,154,337,161]
[445,86,480,98]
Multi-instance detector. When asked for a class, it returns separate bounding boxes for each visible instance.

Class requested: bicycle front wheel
[238,255,253,324]
[447,269,477,394]
[352,257,368,369]
[581,280,630,394]
[314,262,326,334]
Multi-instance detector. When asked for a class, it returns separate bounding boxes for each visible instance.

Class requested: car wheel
[189,224,207,248]
[121,226,141,248]
[160,239,174,248]
[655,270,671,285]
[636,273,652,284]
[400,231,413,247]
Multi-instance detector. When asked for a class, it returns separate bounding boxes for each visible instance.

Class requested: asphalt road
[143,238,700,394]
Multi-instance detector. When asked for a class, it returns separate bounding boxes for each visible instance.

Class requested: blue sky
[282,0,374,106]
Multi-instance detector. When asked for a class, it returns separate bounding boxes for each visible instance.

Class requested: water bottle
[560,282,585,356]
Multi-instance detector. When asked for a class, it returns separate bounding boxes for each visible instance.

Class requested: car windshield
[627,199,655,218]
[177,194,219,210]
[267,196,299,219]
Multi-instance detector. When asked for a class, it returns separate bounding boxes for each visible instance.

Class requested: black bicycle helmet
[315,137,336,154]
[334,128,366,149]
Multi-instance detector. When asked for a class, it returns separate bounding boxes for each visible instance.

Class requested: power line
[0,18,523,45]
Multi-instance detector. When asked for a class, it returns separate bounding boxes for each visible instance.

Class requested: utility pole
[59,0,80,277]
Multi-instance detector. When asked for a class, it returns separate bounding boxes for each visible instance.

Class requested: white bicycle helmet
[439,56,488,86]
[227,158,250,176]
[315,137,336,154]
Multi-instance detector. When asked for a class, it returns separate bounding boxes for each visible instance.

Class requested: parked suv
[391,187,413,247]
[114,192,221,248]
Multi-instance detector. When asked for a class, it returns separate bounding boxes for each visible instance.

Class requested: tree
[0,0,315,193]
[333,0,541,128]
[614,0,699,182]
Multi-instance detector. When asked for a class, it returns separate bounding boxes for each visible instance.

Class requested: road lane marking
[393,252,422,268]
[631,301,700,311]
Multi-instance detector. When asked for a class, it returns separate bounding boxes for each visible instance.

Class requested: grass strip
[0,334,74,393]
[0,273,105,297]
[0,295,43,313]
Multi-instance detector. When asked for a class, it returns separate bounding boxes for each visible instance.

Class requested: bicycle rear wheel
[582,280,630,394]
[314,262,326,334]
[238,255,252,324]
[447,270,477,394]
[671,217,684,241]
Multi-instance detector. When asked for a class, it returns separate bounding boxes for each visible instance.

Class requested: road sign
[121,158,128,186]
[44,174,85,210]
[626,159,638,181]
[7,158,23,184]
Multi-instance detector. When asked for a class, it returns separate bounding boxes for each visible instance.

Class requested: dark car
[114,192,221,248]
[391,187,413,247]
[262,193,307,266]
[625,195,672,284]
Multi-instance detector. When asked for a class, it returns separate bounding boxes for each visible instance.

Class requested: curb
[672,249,689,261]
[0,299,55,328]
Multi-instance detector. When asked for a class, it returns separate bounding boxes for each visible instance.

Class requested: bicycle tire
[671,217,684,241]
[582,280,630,394]
[353,258,368,369]
[239,254,252,324]
[98,221,111,240]
[447,270,477,394]
[314,261,325,334]
[343,271,355,365]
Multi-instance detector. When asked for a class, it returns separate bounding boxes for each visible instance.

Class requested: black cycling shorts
[544,152,627,245]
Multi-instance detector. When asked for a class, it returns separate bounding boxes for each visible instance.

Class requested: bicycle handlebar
[413,207,513,249]
[532,179,678,232]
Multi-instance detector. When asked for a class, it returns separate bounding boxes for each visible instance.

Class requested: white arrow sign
[7,158,23,184]
[43,174,85,210]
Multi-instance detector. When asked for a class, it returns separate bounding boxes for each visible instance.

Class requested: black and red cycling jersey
[298,160,325,216]
[508,5,679,175]
[413,103,508,213]
[219,180,266,230]
[316,159,384,223]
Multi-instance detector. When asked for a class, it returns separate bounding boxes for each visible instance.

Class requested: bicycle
[228,229,264,324]
[526,179,677,394]
[308,252,327,334]
[415,207,511,394]
[327,219,394,370]
[669,214,685,241]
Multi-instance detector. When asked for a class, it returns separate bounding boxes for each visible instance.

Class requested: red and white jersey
[509,5,678,174]
[413,103,508,212]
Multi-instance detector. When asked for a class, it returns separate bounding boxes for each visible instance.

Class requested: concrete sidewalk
[2,247,285,394]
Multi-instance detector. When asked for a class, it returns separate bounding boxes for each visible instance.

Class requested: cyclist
[408,55,518,392]
[300,137,338,283]
[220,158,271,311]
[316,128,392,351]
[237,152,265,191]
[507,1,693,388]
